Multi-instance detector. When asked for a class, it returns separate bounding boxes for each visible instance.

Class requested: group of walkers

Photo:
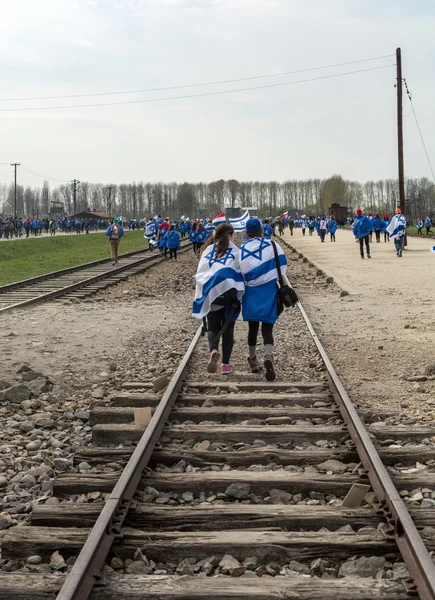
[0,216,117,239]
[352,209,406,259]
[192,219,290,381]
[416,217,433,235]
[143,216,183,261]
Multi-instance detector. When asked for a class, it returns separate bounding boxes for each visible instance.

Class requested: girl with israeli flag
[144,218,157,251]
[239,218,287,381]
[192,224,245,375]
[387,208,406,257]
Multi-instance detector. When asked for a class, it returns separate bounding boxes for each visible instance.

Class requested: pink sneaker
[220,364,233,375]
[207,350,220,373]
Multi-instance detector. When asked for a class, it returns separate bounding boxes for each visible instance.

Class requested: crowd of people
[0,216,118,238]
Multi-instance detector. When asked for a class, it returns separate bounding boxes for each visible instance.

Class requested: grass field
[0,230,148,285]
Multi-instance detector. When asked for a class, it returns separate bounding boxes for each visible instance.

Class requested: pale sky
[0,0,434,188]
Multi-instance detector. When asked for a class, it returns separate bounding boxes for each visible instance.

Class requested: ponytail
[201,223,234,258]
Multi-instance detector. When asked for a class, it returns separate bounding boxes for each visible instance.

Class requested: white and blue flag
[144,221,157,239]
[192,241,245,319]
[239,238,287,287]
[229,210,250,232]
[386,214,406,239]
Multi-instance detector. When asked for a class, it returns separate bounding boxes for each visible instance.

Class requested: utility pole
[105,186,113,216]
[71,179,80,215]
[396,47,405,214]
[10,163,20,218]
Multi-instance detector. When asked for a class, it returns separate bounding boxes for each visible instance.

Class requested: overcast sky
[0,0,434,188]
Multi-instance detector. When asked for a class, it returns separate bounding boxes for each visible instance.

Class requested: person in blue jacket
[157,220,169,257]
[381,214,390,242]
[371,213,382,243]
[105,217,124,265]
[179,220,187,239]
[263,219,273,240]
[416,218,423,235]
[353,209,373,259]
[326,217,337,242]
[189,222,201,256]
[31,218,39,236]
[239,218,287,381]
[164,225,181,260]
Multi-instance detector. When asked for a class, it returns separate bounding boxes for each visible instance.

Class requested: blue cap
[246,218,263,234]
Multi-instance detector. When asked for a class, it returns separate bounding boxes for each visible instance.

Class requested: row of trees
[1,176,434,221]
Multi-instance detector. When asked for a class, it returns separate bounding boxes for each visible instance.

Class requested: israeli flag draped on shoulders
[144,221,157,239]
[386,214,406,239]
[192,241,245,319]
[239,237,287,286]
[229,210,250,232]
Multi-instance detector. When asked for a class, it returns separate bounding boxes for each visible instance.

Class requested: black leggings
[169,248,177,259]
[248,321,274,347]
[207,308,235,364]
[359,235,370,256]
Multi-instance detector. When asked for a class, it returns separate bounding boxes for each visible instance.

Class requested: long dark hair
[202,223,234,259]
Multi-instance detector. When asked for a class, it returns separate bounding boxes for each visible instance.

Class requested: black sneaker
[248,356,262,374]
[264,356,276,381]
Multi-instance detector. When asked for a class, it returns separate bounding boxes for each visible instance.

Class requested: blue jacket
[164,229,181,249]
[263,224,273,239]
[105,224,124,240]
[353,215,373,238]
[381,218,390,232]
[327,220,337,234]
[371,216,382,231]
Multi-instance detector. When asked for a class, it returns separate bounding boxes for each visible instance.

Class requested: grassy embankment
[0,230,148,285]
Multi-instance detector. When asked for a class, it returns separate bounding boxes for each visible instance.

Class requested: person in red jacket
[158,218,170,233]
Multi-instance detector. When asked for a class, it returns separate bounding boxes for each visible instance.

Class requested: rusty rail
[55,325,203,600]
[279,239,435,600]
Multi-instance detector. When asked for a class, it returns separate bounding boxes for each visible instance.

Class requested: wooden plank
[89,406,397,426]
[92,423,435,446]
[31,502,413,531]
[121,382,154,390]
[2,527,402,561]
[108,392,162,407]
[187,381,328,391]
[177,393,332,407]
[74,444,435,468]
[53,470,435,497]
[91,423,347,446]
[0,573,410,600]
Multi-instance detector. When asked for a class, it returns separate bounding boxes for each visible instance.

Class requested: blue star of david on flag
[241,238,271,262]
[205,245,236,267]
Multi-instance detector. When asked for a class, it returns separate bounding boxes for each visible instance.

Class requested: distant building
[329,203,348,225]
[69,210,111,221]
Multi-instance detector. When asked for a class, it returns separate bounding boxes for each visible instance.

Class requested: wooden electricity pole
[396,48,405,214]
[10,163,20,218]
[71,179,80,215]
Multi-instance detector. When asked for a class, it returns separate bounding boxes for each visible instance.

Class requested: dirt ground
[0,251,199,390]
[282,228,435,419]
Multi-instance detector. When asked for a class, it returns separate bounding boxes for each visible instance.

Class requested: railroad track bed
[0,244,191,312]
[2,276,435,600]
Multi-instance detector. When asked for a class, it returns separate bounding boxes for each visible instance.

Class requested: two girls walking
[192,219,288,381]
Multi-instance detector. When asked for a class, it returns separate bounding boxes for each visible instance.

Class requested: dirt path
[282,228,435,419]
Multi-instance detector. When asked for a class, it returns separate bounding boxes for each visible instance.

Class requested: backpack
[111,224,120,240]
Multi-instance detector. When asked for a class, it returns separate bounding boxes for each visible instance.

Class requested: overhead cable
[0,63,395,113]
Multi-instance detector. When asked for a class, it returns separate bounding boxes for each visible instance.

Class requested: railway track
[2,247,435,599]
[0,243,191,313]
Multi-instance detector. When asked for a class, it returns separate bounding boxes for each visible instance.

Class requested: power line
[0,63,395,113]
[0,54,395,102]
[404,79,435,183]
[20,164,69,183]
